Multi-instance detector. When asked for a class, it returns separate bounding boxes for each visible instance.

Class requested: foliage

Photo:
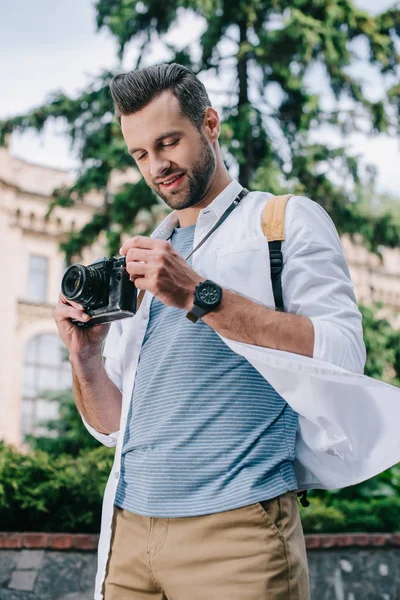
[0,0,399,259]
[360,303,400,384]
[1,432,400,533]
[24,389,103,457]
[302,441,400,531]
[0,441,114,533]
[356,185,400,222]
[1,387,115,533]
[300,496,400,533]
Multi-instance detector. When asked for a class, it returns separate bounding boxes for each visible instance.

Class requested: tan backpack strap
[261,194,294,242]
[136,288,146,311]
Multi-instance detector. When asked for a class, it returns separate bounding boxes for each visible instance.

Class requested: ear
[203,107,220,142]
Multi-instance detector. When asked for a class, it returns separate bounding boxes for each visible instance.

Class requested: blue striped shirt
[114,224,298,517]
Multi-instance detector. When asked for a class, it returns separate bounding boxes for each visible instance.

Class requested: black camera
[61,257,136,327]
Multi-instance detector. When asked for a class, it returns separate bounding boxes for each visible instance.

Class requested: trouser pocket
[255,494,284,541]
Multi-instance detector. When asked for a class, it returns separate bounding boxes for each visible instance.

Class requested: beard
[155,132,216,211]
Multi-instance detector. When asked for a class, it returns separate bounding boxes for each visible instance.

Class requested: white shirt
[80,181,400,600]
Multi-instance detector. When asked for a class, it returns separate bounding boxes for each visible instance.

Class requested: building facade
[0,146,399,449]
[0,147,141,449]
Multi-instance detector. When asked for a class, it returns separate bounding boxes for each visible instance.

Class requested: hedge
[300,496,400,534]
[0,441,114,533]
[1,441,400,534]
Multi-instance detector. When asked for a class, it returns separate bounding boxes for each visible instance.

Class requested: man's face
[121,91,216,211]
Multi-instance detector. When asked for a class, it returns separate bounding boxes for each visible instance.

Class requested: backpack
[262,193,294,311]
[263,194,310,506]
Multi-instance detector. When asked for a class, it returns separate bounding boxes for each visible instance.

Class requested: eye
[163,140,179,148]
[136,152,147,162]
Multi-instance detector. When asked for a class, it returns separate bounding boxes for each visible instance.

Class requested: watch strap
[186,303,208,323]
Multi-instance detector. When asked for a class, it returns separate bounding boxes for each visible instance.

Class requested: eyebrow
[129,130,184,155]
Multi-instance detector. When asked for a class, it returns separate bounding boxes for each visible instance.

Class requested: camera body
[61,256,136,327]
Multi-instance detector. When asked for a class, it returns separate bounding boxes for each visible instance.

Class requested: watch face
[198,282,222,306]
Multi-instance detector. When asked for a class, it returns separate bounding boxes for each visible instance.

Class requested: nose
[149,154,171,180]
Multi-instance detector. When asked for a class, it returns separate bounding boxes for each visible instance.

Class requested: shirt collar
[151,179,244,240]
[199,179,243,221]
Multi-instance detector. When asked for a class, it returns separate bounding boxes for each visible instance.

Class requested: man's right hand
[54,293,110,360]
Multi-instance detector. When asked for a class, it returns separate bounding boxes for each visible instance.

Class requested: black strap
[184,188,249,262]
[271,244,310,506]
[270,229,311,508]
[181,185,284,313]
[269,240,284,312]
[297,490,310,507]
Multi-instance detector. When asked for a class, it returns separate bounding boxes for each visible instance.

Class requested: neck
[177,167,233,228]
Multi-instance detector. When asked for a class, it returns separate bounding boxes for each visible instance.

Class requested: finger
[133,276,151,290]
[126,247,156,263]
[59,293,84,310]
[55,304,91,323]
[125,261,149,278]
[120,236,147,255]
[120,236,163,255]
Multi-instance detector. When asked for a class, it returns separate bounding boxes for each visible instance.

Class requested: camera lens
[61,264,104,305]
[62,265,85,299]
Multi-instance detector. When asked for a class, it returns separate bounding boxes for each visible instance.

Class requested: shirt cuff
[80,413,119,448]
[310,316,366,374]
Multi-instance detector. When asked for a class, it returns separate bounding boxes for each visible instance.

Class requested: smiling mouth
[159,174,185,190]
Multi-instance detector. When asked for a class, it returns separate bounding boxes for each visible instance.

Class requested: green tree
[2,0,400,525]
[0,0,399,260]
[24,389,104,457]
[361,303,400,384]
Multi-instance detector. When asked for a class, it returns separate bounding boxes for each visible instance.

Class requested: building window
[27,255,48,303]
[21,334,72,441]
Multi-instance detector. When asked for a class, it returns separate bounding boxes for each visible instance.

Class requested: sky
[1,0,399,196]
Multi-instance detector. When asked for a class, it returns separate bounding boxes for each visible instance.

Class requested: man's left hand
[120,236,203,311]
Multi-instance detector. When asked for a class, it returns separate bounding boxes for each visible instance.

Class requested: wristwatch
[186,279,223,323]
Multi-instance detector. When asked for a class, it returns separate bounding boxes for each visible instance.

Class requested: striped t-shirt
[114,224,298,517]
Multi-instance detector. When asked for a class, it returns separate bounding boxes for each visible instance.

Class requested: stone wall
[0,533,399,599]
[0,533,98,600]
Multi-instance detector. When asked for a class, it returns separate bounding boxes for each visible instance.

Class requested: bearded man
[54,63,368,600]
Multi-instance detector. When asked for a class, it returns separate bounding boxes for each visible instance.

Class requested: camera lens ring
[61,263,106,306]
[62,265,87,301]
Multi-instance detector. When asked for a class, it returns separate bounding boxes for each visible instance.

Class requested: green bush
[5,386,400,534]
[1,437,400,533]
[0,441,114,533]
[300,495,400,534]
[299,499,346,533]
[24,390,102,458]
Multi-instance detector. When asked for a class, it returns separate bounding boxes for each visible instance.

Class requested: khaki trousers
[103,490,310,599]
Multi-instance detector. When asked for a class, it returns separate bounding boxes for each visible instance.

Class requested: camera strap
[184,186,249,261]
[136,186,249,309]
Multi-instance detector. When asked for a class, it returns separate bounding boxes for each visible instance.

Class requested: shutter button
[114,471,120,480]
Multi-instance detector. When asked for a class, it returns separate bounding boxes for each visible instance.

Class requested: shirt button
[114,471,120,480]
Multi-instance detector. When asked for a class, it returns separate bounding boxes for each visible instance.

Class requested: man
[54,63,367,599]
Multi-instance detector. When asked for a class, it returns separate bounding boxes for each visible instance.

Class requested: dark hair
[109,63,212,130]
